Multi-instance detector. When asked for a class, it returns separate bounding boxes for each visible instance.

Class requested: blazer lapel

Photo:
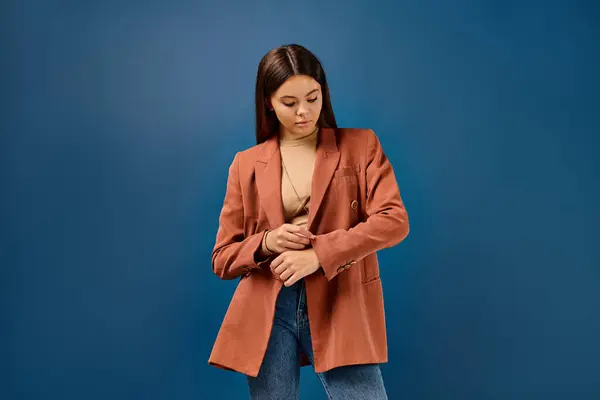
[255,135,286,229]
[307,127,339,232]
[255,127,340,233]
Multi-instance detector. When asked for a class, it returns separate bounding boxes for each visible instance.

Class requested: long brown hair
[254,44,338,144]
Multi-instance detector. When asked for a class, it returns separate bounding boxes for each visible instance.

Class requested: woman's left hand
[271,248,320,286]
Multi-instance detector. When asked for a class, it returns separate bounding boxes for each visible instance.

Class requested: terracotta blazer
[208,127,410,377]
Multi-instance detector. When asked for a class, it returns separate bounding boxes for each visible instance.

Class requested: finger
[288,225,312,238]
[270,257,283,276]
[282,223,294,232]
[284,231,310,245]
[271,254,284,269]
[289,226,315,239]
[283,240,307,250]
[283,272,301,287]
[297,227,316,239]
[272,255,288,274]
[274,262,289,276]
[271,269,280,280]
[279,267,295,282]
[290,233,311,245]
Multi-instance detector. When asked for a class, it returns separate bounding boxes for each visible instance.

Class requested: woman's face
[269,75,323,139]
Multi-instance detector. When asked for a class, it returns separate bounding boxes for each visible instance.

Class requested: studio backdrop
[3,1,599,399]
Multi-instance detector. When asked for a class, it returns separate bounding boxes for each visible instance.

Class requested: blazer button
[350,200,358,210]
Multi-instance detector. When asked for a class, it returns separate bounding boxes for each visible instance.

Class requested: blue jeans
[247,279,388,399]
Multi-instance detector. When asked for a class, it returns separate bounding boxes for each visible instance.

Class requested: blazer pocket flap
[333,164,360,177]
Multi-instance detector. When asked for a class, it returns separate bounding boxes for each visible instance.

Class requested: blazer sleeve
[310,129,410,281]
[211,152,274,280]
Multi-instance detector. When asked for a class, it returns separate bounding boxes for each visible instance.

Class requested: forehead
[275,75,320,96]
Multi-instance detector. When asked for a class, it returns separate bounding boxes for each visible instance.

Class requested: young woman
[208,44,410,399]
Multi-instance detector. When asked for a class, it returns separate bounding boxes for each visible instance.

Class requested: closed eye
[283,97,318,107]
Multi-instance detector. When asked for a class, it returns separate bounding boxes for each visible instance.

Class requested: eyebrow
[279,88,319,99]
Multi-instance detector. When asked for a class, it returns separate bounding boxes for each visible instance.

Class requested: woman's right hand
[266,224,315,254]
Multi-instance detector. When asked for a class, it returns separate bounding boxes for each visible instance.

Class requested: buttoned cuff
[311,234,357,281]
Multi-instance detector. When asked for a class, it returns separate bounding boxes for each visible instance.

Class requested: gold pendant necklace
[281,157,310,215]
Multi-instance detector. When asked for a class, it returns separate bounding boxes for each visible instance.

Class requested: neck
[279,126,319,141]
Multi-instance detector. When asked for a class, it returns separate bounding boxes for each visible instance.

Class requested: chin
[295,123,314,131]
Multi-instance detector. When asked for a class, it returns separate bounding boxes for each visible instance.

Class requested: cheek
[275,108,294,123]
[313,101,323,115]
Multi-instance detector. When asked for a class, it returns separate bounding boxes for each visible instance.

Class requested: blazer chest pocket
[333,164,360,179]
[333,164,360,199]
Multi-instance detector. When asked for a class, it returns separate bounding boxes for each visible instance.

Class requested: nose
[297,103,309,116]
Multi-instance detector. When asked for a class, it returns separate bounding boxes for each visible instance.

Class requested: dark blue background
[3,0,599,398]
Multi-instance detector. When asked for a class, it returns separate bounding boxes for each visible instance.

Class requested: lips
[296,120,311,125]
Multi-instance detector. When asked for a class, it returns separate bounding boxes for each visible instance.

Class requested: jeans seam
[302,333,330,398]
[316,372,333,399]
[297,281,308,334]
[296,284,302,337]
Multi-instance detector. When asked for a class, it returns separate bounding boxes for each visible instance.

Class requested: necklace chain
[281,157,310,215]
